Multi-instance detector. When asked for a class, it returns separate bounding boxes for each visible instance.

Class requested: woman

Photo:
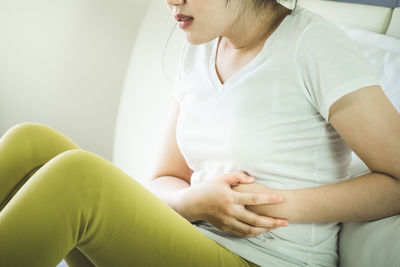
[0,0,399,266]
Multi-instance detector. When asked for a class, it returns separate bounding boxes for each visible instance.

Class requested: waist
[194,220,340,247]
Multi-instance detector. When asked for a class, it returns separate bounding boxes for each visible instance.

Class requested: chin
[185,34,217,45]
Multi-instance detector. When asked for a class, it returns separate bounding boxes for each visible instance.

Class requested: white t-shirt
[172,6,380,267]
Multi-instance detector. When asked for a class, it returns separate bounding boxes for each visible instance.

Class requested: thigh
[68,150,255,267]
[0,149,255,267]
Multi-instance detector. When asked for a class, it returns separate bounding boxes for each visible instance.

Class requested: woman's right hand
[175,171,288,238]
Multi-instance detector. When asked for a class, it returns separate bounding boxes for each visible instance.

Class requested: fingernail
[274,195,284,202]
[279,221,289,227]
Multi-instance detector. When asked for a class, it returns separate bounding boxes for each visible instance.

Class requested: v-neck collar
[209,10,294,96]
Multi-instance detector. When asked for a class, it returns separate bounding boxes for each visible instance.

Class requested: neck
[221,4,291,51]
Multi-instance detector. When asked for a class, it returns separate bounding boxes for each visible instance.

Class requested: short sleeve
[171,39,189,102]
[296,21,381,121]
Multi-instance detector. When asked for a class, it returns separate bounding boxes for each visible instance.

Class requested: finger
[226,229,250,238]
[229,219,270,238]
[218,225,250,238]
[234,207,288,228]
[234,225,276,237]
[221,171,254,185]
[227,228,264,238]
[233,192,284,205]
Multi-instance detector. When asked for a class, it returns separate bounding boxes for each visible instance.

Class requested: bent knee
[34,149,132,198]
[51,149,102,168]
[1,122,50,153]
[5,122,52,137]
[44,149,110,183]
[2,122,43,141]
[3,122,59,143]
[1,122,80,151]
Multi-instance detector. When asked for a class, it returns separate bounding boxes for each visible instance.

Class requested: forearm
[236,172,400,223]
[146,176,191,216]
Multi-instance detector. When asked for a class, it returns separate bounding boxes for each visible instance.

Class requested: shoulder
[290,6,350,46]
[275,5,352,57]
[290,8,362,65]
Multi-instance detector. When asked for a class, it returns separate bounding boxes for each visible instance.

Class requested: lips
[174,13,194,22]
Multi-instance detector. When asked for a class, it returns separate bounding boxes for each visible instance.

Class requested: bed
[112,0,400,267]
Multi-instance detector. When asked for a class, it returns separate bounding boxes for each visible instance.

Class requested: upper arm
[150,101,193,184]
[329,85,400,180]
[296,21,380,122]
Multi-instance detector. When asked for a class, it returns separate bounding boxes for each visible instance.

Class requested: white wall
[0,0,150,160]
[113,0,185,183]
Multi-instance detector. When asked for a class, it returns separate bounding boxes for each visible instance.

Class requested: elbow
[387,169,400,183]
[370,159,400,183]
[373,170,400,183]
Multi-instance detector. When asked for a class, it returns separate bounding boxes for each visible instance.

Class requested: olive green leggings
[0,122,259,267]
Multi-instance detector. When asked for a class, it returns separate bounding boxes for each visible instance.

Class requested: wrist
[172,187,203,223]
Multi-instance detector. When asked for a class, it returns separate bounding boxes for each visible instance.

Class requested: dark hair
[226,0,298,14]
[226,0,278,10]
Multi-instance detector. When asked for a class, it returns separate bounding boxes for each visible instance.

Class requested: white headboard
[298,0,400,38]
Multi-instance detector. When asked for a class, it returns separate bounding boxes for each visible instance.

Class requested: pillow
[342,26,400,53]
[341,25,400,111]
[337,27,400,267]
[340,26,400,177]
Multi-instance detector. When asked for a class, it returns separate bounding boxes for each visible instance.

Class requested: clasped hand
[177,171,288,238]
